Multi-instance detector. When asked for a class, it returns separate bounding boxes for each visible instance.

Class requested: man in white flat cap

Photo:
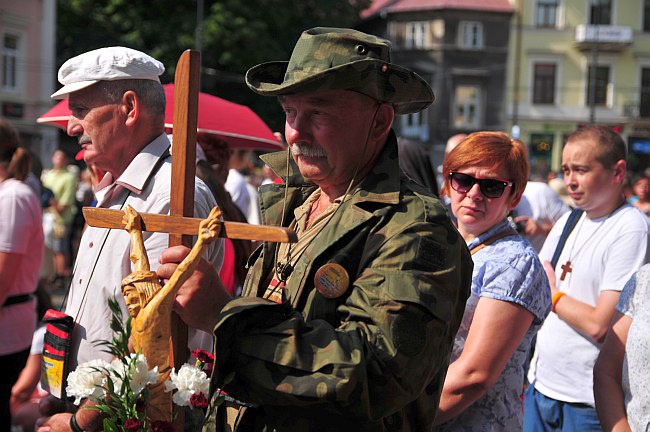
[36,46,224,432]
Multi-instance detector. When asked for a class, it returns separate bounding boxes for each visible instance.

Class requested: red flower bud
[192,349,214,364]
[190,392,209,409]
[124,418,142,432]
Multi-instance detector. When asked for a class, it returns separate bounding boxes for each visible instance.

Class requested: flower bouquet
[65,298,215,432]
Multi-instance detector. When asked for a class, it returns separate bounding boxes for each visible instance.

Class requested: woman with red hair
[434,132,551,431]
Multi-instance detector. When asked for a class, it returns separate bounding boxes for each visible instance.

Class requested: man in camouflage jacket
[160,27,472,431]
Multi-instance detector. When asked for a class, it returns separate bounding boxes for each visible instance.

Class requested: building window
[586,65,610,106]
[458,21,483,50]
[533,63,556,104]
[535,1,559,28]
[641,68,650,117]
[644,0,650,32]
[453,85,481,128]
[590,0,612,25]
[401,109,429,140]
[2,34,19,90]
[406,22,428,49]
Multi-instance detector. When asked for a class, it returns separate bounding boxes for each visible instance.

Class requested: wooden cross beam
[82,207,296,243]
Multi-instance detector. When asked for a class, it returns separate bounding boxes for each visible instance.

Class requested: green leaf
[102,418,118,432]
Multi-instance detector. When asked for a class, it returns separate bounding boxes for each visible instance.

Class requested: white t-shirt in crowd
[225,169,250,218]
[245,182,261,225]
[528,204,648,405]
[515,181,570,252]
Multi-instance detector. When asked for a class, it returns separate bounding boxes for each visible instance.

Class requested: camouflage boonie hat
[245,27,434,114]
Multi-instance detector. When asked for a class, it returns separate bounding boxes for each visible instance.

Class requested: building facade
[0,1,58,169]
[358,0,514,165]
[506,0,650,178]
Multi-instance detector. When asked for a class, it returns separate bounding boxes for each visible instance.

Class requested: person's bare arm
[594,312,632,432]
[434,297,534,425]
[545,261,621,343]
[36,399,104,432]
[11,353,42,407]
[514,215,553,238]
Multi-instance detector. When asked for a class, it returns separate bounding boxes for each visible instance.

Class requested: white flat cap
[51,46,164,99]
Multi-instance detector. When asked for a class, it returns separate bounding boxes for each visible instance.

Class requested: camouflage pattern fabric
[245,27,434,115]
[204,131,472,432]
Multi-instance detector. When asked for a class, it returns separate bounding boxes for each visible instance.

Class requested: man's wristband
[552,291,566,313]
[70,414,85,432]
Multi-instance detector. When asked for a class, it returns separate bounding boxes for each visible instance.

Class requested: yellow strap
[470,229,518,255]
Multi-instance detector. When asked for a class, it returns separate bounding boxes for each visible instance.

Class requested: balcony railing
[575,25,632,51]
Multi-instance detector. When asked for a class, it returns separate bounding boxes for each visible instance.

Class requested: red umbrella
[36,84,283,151]
[36,99,70,130]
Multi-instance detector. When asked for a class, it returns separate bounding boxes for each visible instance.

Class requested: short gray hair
[95,79,166,118]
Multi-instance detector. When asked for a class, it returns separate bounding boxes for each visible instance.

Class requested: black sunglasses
[449,172,513,198]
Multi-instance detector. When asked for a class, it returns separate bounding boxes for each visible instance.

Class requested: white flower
[129,353,159,394]
[108,353,158,395]
[165,363,210,406]
[65,359,111,405]
[108,357,127,393]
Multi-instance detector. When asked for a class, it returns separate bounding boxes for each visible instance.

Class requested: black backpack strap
[550,208,584,268]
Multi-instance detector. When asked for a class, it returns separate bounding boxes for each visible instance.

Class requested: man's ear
[612,159,626,184]
[122,90,139,127]
[371,103,395,140]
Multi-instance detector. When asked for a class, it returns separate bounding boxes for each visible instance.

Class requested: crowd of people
[0,26,648,432]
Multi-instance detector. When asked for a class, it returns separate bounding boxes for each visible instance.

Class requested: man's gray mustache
[290,144,327,157]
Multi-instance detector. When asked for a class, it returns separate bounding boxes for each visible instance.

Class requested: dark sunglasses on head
[449,172,513,198]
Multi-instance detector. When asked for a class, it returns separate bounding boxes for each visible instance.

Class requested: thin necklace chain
[564,201,625,284]
[565,214,604,263]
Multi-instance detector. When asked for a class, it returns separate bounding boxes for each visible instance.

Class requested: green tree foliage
[57,0,370,132]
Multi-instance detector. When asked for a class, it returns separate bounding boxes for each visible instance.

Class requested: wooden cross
[169,49,199,375]
[82,49,295,424]
[560,260,572,281]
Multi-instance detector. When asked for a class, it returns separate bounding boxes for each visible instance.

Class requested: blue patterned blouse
[437,219,551,432]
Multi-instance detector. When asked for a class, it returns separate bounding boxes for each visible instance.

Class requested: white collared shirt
[66,134,223,366]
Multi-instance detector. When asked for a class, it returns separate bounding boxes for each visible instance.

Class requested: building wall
[358,4,513,169]
[0,1,58,170]
[507,0,650,178]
